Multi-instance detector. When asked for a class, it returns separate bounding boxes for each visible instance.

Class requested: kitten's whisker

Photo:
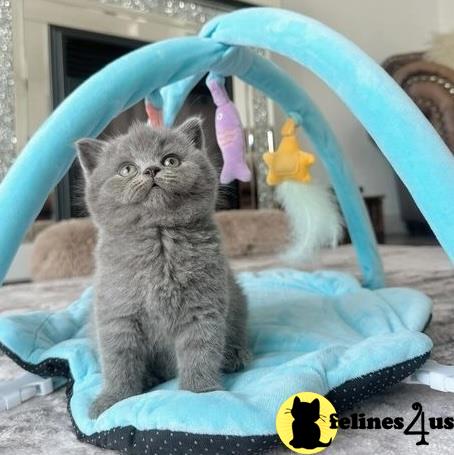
[126,181,150,201]
[318,423,334,429]
[127,180,143,194]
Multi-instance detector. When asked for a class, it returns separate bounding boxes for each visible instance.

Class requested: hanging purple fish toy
[206,76,252,184]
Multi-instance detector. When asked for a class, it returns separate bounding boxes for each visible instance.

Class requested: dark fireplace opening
[49,26,247,220]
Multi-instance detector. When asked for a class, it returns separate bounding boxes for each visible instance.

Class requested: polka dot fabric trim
[80,427,281,454]
[0,342,430,455]
[327,351,430,412]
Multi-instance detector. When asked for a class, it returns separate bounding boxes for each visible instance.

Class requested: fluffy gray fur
[76,118,250,419]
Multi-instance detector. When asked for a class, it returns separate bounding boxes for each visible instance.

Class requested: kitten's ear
[293,396,301,406]
[311,399,320,412]
[75,138,106,174]
[177,117,205,150]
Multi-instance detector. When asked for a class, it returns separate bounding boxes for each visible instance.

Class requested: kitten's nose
[143,166,160,178]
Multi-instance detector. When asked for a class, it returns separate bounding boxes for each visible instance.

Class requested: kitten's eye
[162,155,180,167]
[118,163,137,177]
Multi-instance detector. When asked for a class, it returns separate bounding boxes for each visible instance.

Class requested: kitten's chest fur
[96,221,226,330]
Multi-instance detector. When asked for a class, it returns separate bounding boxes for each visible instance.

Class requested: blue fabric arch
[0,41,382,287]
[0,7,452,288]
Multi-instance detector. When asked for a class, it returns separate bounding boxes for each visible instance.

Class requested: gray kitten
[76,118,250,419]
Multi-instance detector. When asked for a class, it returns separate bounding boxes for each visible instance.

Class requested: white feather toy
[275,180,343,260]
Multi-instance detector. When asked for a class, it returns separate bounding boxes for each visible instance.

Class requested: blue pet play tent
[0,7,452,455]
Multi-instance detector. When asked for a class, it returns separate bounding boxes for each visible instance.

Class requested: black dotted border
[0,342,430,455]
[327,351,430,412]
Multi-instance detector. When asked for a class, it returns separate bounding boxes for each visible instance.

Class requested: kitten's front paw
[89,391,122,419]
[223,346,251,373]
[180,375,222,393]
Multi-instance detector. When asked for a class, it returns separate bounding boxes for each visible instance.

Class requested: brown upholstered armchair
[383,53,454,235]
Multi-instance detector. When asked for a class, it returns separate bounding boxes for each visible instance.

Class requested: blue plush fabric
[0,270,432,436]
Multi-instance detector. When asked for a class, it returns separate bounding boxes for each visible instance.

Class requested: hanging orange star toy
[263,118,315,185]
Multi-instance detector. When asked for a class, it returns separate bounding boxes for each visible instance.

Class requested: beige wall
[273,0,445,234]
[438,0,454,33]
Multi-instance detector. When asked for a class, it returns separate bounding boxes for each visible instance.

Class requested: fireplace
[50,26,244,219]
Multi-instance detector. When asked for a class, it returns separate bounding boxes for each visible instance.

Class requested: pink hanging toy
[145,100,163,127]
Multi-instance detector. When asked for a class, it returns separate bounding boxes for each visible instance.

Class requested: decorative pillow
[31,210,289,281]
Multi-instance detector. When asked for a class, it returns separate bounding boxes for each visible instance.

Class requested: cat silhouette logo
[276,392,338,454]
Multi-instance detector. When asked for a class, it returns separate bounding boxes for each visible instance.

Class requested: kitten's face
[291,397,320,422]
[76,118,217,229]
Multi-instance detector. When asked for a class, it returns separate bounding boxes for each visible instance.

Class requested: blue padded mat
[0,268,432,453]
